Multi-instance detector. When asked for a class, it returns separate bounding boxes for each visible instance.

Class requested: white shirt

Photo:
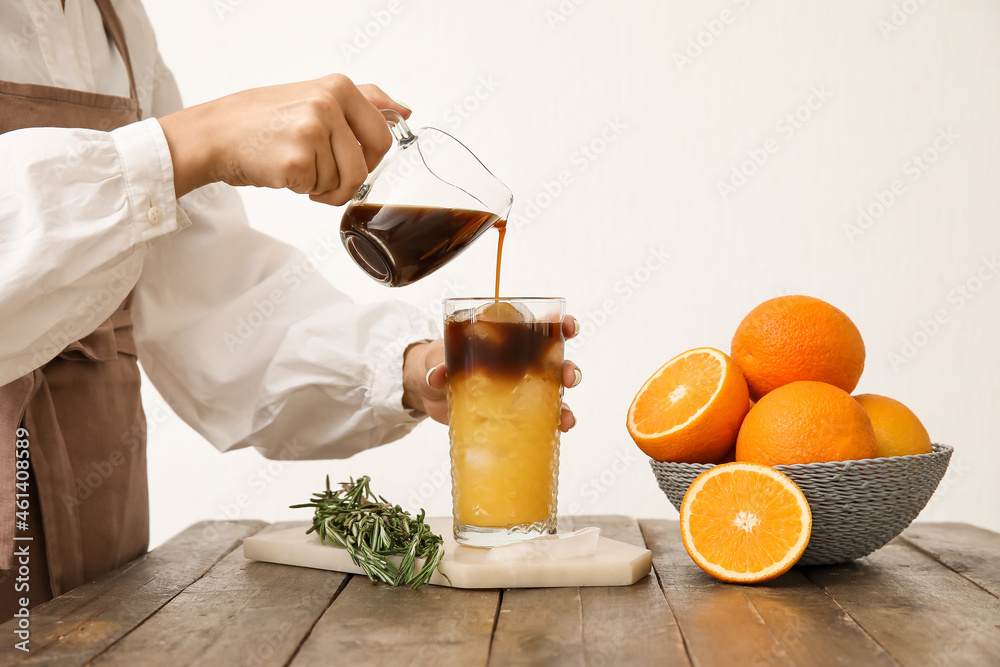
[0,0,436,459]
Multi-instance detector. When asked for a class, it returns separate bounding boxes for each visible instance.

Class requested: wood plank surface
[489,586,584,666]
[639,518,895,667]
[566,515,690,667]
[290,573,499,667]
[901,522,1000,599]
[90,522,346,667]
[0,520,265,666]
[803,536,1000,666]
[489,515,689,667]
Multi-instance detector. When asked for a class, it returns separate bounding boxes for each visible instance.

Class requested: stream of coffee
[493,220,506,301]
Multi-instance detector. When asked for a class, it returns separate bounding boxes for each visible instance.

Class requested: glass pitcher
[340,110,513,287]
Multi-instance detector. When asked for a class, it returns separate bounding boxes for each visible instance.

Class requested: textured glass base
[454,519,557,549]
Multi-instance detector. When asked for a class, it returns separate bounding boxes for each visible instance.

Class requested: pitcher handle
[353,109,417,201]
[382,109,416,147]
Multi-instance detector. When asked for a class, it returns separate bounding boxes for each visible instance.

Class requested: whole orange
[736,381,877,465]
[854,394,933,457]
[731,295,865,400]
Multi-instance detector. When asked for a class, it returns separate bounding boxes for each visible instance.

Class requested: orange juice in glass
[443,297,565,548]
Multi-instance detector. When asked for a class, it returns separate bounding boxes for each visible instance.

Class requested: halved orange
[680,462,812,583]
[626,348,750,463]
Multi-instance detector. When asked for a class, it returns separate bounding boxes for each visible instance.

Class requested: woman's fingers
[357,83,412,119]
[309,131,339,196]
[562,361,582,388]
[329,79,402,172]
[560,403,576,432]
[559,315,580,430]
[562,315,580,340]
[423,337,578,431]
[312,113,368,205]
[425,363,447,391]
[340,91,395,171]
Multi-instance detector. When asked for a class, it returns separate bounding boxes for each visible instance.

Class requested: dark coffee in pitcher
[340,203,505,288]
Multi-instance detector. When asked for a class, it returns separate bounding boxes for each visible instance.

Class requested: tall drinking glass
[443,297,566,548]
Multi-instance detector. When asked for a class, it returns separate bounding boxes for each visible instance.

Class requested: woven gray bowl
[650,444,953,565]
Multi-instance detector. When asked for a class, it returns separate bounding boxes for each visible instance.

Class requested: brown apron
[0,0,149,621]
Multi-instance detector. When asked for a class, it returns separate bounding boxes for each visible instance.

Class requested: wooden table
[2,518,999,666]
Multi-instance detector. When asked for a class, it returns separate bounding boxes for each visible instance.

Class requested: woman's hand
[402,315,583,432]
[159,74,408,204]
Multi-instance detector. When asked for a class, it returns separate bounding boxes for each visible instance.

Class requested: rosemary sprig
[290,475,449,588]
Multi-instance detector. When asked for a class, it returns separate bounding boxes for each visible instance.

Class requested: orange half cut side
[680,462,812,583]
[629,348,725,436]
[627,348,749,463]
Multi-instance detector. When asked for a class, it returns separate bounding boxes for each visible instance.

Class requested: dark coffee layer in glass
[445,316,563,382]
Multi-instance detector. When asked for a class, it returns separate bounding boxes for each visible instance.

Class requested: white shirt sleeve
[132,179,438,460]
[0,117,189,382]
